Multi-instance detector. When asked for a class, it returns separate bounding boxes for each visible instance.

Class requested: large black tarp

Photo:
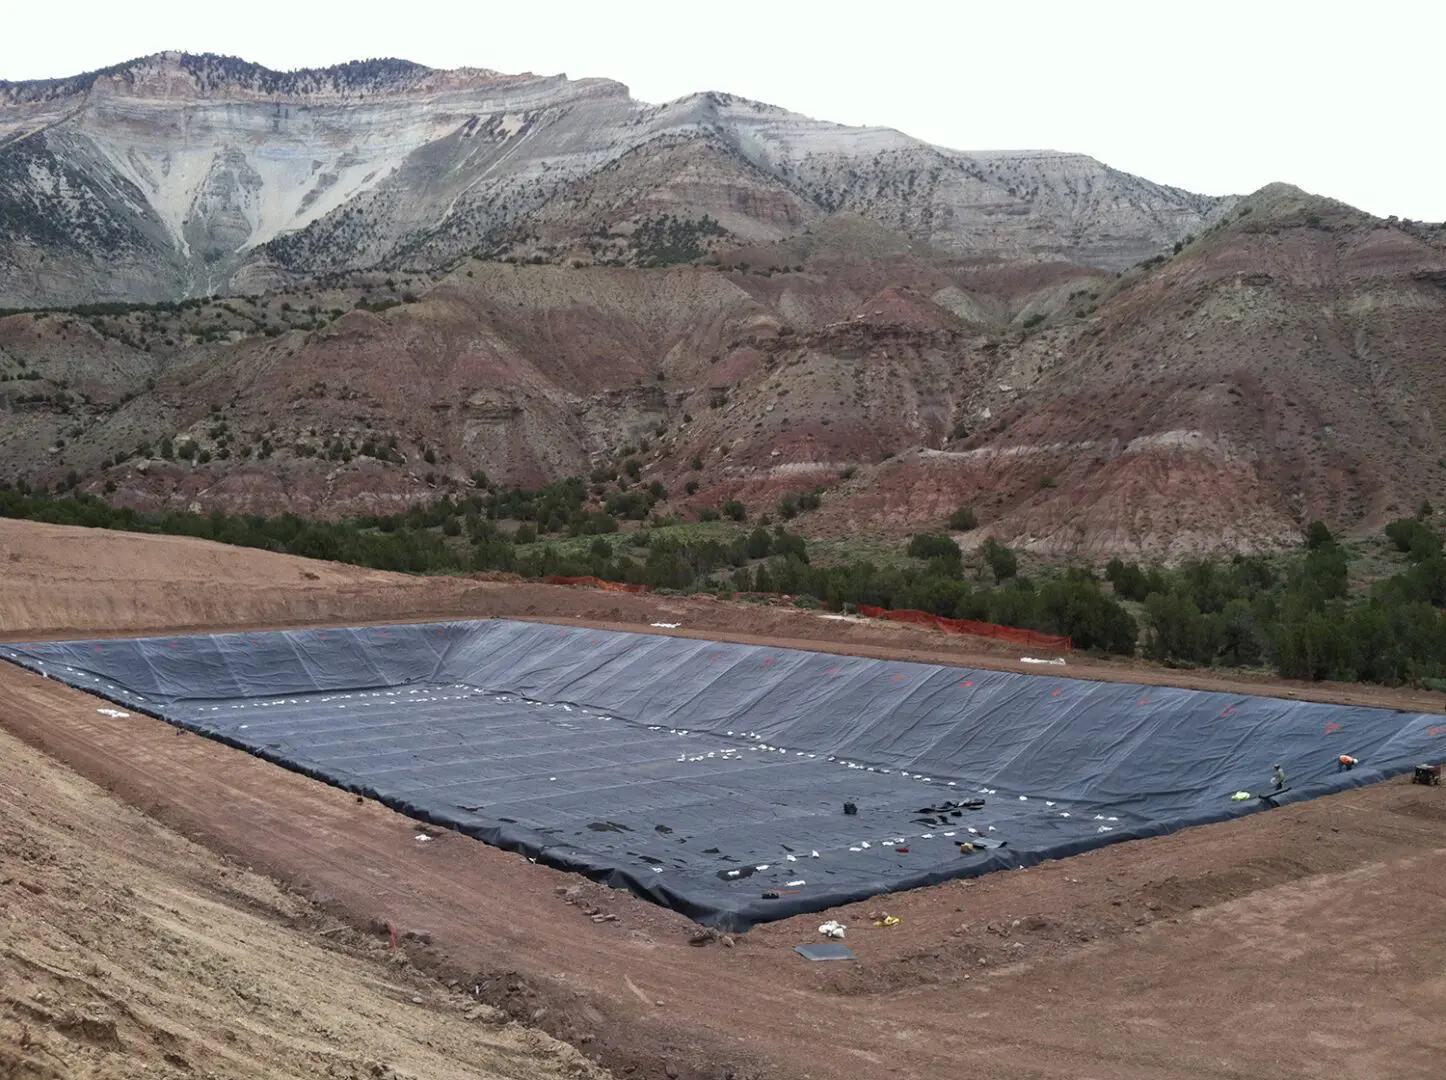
[3,620,1441,930]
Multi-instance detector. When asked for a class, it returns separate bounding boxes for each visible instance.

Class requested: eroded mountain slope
[1,52,1228,308]
[2,187,1442,556]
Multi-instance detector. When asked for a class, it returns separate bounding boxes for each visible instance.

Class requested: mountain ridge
[0,52,512,105]
[1,52,1231,309]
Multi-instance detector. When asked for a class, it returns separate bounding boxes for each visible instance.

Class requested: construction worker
[1272,763,1287,791]
[1337,754,1358,773]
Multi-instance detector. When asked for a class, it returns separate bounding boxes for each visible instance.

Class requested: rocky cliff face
[0,53,1229,308]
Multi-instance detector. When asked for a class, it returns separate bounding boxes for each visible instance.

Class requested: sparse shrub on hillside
[722,499,746,522]
[948,506,978,531]
[1038,576,1139,655]
[1142,591,1215,665]
[1385,517,1442,561]
[981,538,1018,582]
[628,214,727,267]
[1292,543,1348,601]
[778,488,824,520]
[578,512,619,536]
[1303,519,1333,550]
[1105,556,1154,601]
[768,528,808,563]
[604,490,653,520]
[907,533,961,563]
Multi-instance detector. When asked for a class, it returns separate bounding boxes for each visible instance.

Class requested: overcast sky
[3,0,1440,221]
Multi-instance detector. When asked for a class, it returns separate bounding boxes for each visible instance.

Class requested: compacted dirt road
[3,519,1446,1080]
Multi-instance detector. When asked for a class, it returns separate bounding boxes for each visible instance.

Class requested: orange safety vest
[1339,755,1357,766]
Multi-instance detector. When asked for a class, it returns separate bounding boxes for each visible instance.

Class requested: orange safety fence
[541,575,653,595]
[858,605,1072,652]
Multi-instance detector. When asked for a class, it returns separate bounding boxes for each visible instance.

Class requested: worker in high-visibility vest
[1337,754,1358,773]
[1272,763,1287,791]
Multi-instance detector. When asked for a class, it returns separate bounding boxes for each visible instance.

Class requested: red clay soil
[4,519,1446,1079]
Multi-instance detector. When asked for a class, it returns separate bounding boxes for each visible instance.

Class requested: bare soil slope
[0,723,606,1080]
[0,517,467,636]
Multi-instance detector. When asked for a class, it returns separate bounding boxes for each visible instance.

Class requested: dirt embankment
[0,722,607,1080]
[0,519,467,638]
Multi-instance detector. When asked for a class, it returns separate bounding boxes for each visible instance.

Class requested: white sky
[3,0,1441,221]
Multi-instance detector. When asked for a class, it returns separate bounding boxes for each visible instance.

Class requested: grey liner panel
[3,620,1440,930]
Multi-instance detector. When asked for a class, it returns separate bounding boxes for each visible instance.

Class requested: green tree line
[3,484,1441,688]
[1106,517,1446,686]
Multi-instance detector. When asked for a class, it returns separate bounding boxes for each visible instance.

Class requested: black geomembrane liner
[3,619,1440,930]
